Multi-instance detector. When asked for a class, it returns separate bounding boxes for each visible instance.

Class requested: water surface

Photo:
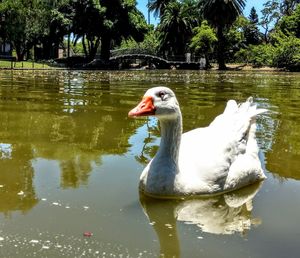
[0,70,299,257]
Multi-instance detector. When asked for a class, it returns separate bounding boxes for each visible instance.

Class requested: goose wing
[177,98,267,194]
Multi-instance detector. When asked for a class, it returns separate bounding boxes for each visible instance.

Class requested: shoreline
[0,62,291,72]
[211,63,285,72]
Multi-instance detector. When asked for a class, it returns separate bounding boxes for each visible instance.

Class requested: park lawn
[0,60,54,69]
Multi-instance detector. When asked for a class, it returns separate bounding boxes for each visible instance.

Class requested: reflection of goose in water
[140,182,263,257]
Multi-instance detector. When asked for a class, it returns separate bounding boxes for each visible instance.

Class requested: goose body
[129,87,267,198]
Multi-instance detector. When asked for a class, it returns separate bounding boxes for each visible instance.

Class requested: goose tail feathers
[244,97,268,118]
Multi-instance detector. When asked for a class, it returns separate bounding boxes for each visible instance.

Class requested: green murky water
[0,70,299,257]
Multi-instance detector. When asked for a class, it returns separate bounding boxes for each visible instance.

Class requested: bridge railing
[160,54,205,63]
[111,48,204,63]
[110,48,158,57]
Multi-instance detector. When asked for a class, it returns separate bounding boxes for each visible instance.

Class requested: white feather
[136,87,267,198]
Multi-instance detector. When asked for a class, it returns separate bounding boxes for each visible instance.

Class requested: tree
[249,6,259,24]
[68,0,105,61]
[62,0,148,62]
[39,0,71,60]
[158,0,199,58]
[118,25,160,55]
[190,20,217,68]
[244,7,262,45]
[260,1,281,43]
[225,16,248,61]
[249,44,275,67]
[198,0,246,69]
[227,15,264,63]
[271,31,300,70]
[99,0,148,61]
[0,0,42,60]
[279,0,300,16]
[260,0,300,42]
[0,0,70,61]
[278,3,300,37]
[148,0,174,18]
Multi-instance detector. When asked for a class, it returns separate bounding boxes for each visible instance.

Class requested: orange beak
[128,96,156,117]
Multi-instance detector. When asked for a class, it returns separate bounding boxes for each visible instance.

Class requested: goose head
[128,87,180,120]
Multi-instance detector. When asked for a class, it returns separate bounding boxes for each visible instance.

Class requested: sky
[137,0,266,26]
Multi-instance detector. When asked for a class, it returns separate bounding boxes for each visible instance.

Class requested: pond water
[0,70,299,257]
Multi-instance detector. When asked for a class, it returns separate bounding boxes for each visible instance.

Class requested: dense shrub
[241,44,275,67]
[234,32,300,71]
[271,32,300,71]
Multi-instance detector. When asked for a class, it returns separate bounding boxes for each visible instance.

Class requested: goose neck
[158,115,182,161]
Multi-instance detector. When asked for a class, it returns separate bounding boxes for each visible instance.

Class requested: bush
[246,44,275,67]
[116,28,160,56]
[271,32,300,71]
[235,32,300,71]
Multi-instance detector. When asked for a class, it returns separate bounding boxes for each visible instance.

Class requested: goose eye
[158,91,166,100]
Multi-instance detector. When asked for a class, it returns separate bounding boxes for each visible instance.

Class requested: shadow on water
[140,182,263,257]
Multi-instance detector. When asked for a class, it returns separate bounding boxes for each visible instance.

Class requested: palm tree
[158,0,199,58]
[198,0,246,69]
[148,0,174,18]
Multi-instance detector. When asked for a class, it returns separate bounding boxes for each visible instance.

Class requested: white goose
[129,87,267,198]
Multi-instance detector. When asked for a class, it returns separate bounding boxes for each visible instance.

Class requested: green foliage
[63,39,84,55]
[233,2,300,70]
[189,20,216,68]
[0,0,298,70]
[278,3,300,37]
[279,0,300,16]
[148,0,174,18]
[198,0,246,28]
[259,0,300,42]
[227,15,262,49]
[260,0,281,38]
[0,0,148,62]
[190,20,217,55]
[226,16,247,48]
[158,0,199,57]
[118,27,160,55]
[0,0,38,60]
[68,0,105,60]
[198,0,246,69]
[249,7,259,24]
[98,0,148,60]
[243,44,275,67]
[0,0,70,60]
[246,8,262,45]
[271,31,300,70]
[236,31,300,71]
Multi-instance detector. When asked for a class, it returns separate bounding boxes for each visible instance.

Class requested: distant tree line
[122,0,300,71]
[0,0,148,62]
[0,0,299,70]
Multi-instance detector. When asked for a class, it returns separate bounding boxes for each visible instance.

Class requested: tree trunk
[216,25,227,70]
[41,40,52,59]
[82,35,88,58]
[88,37,100,61]
[204,53,211,69]
[14,42,26,61]
[100,36,111,62]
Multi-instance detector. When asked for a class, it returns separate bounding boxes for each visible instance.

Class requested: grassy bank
[0,60,55,69]
[0,60,289,71]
